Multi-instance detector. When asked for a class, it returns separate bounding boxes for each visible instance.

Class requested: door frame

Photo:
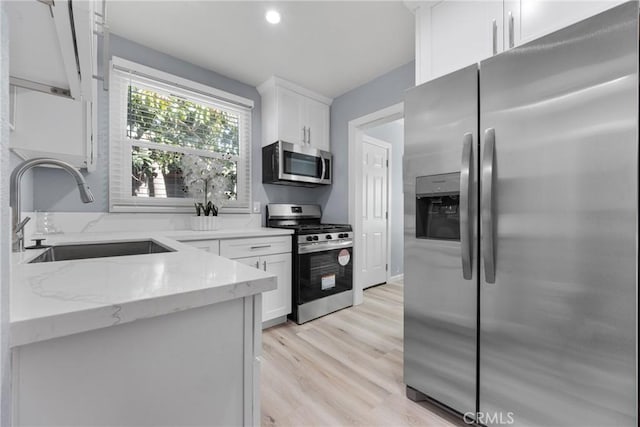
[348,102,403,305]
[360,134,392,290]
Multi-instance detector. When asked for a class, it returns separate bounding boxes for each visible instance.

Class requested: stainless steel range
[266,204,353,324]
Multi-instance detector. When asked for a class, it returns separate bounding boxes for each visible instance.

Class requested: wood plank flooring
[261,282,463,427]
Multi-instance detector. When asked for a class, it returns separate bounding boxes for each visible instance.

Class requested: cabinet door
[428,1,504,80]
[235,256,262,271]
[515,1,623,46]
[305,98,330,151]
[276,87,305,145]
[235,255,292,322]
[262,253,292,322]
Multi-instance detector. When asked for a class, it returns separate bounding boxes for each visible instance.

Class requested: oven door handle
[298,240,353,254]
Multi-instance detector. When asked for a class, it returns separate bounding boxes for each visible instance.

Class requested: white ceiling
[106,1,415,99]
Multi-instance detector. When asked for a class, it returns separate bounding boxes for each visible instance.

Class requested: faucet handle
[15,216,31,233]
[25,238,51,250]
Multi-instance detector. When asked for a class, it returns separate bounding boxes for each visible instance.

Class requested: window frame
[108,57,254,213]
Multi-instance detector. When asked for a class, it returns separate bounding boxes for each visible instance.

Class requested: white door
[361,136,389,289]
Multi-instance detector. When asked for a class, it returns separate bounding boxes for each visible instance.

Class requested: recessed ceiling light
[265,10,281,25]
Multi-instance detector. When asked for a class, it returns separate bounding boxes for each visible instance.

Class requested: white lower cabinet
[12,297,261,426]
[235,253,292,323]
[220,236,292,325]
[186,235,292,326]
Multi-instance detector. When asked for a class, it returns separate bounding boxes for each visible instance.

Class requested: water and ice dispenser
[415,172,460,241]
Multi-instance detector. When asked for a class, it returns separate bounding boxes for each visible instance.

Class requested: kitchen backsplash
[21,212,263,241]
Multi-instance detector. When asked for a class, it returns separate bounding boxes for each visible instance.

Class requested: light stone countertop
[11,228,293,348]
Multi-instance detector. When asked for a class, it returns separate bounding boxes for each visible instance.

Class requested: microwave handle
[272,146,277,178]
[321,156,327,180]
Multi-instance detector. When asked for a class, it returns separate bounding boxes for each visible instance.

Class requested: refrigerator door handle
[460,132,473,280]
[482,128,496,283]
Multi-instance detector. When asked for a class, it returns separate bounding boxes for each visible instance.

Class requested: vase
[190,215,220,231]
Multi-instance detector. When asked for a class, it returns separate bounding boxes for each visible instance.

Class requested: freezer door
[479,2,638,426]
[403,64,478,415]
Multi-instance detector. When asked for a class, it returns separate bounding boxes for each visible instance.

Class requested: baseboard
[262,315,287,330]
[389,274,404,284]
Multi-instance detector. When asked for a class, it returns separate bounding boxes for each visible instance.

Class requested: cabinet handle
[255,261,260,269]
[307,127,311,144]
[302,126,307,144]
[250,244,272,249]
[263,260,267,271]
[508,12,514,49]
[492,19,497,55]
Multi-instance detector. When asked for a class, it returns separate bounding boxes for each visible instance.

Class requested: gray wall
[321,61,414,224]
[31,34,328,218]
[364,119,404,277]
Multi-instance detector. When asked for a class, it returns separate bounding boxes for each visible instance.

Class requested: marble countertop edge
[10,228,284,348]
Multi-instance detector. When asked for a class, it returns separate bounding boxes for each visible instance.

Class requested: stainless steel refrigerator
[403,2,638,426]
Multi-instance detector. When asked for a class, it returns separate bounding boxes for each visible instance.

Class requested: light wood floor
[261,282,463,427]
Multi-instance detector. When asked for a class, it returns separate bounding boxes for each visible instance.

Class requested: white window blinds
[109,57,253,213]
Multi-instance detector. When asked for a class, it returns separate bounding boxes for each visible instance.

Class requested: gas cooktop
[277,223,352,235]
[266,204,351,236]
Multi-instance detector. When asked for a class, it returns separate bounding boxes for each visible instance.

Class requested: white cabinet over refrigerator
[413,0,624,85]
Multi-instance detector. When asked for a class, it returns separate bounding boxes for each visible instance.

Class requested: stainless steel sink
[28,240,174,263]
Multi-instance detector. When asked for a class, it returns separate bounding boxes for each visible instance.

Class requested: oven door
[295,243,353,305]
[279,141,331,185]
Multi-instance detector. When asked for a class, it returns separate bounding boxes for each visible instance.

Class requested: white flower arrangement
[181,154,230,216]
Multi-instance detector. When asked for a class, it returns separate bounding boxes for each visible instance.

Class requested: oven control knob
[306,236,313,241]
[339,233,346,238]
[326,235,332,240]
[313,236,319,241]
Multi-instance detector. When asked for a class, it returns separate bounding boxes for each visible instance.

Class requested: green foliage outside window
[127,85,239,199]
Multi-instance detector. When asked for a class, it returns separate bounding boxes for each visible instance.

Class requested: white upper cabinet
[258,77,332,152]
[416,1,503,82]
[513,1,624,46]
[414,0,625,85]
[276,86,307,145]
[7,0,98,170]
[304,97,330,152]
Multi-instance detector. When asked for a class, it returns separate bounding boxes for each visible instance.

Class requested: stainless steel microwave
[262,141,332,187]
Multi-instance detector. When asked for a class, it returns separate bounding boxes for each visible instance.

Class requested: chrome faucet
[10,158,95,252]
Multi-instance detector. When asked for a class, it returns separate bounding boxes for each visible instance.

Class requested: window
[109,57,253,213]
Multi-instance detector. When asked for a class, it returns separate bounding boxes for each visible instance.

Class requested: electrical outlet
[252,201,261,213]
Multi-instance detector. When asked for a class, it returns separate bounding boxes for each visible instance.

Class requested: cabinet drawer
[220,236,291,258]
[181,240,220,255]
